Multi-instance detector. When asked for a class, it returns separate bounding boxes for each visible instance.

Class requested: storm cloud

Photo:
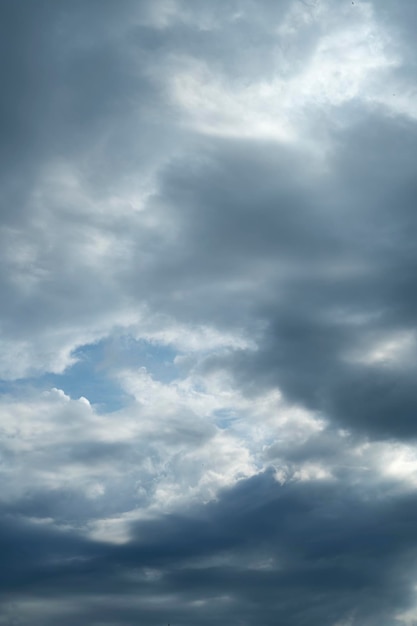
[2,1,417,624]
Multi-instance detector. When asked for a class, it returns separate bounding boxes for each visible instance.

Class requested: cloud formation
[2,1,417,624]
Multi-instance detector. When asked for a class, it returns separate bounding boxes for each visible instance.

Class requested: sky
[1,0,417,624]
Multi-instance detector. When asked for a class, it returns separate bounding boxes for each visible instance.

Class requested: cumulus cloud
[2,0,417,624]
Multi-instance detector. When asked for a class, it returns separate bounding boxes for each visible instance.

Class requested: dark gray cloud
[2,471,417,625]
[2,1,417,624]
[157,113,417,438]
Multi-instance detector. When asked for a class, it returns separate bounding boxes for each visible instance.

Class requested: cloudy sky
[2,0,417,624]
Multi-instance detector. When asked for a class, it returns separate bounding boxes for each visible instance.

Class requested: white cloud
[170,1,398,144]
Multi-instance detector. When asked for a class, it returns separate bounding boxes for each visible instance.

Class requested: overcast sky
[2,1,417,624]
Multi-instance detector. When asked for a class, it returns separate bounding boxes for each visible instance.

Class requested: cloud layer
[2,1,417,624]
